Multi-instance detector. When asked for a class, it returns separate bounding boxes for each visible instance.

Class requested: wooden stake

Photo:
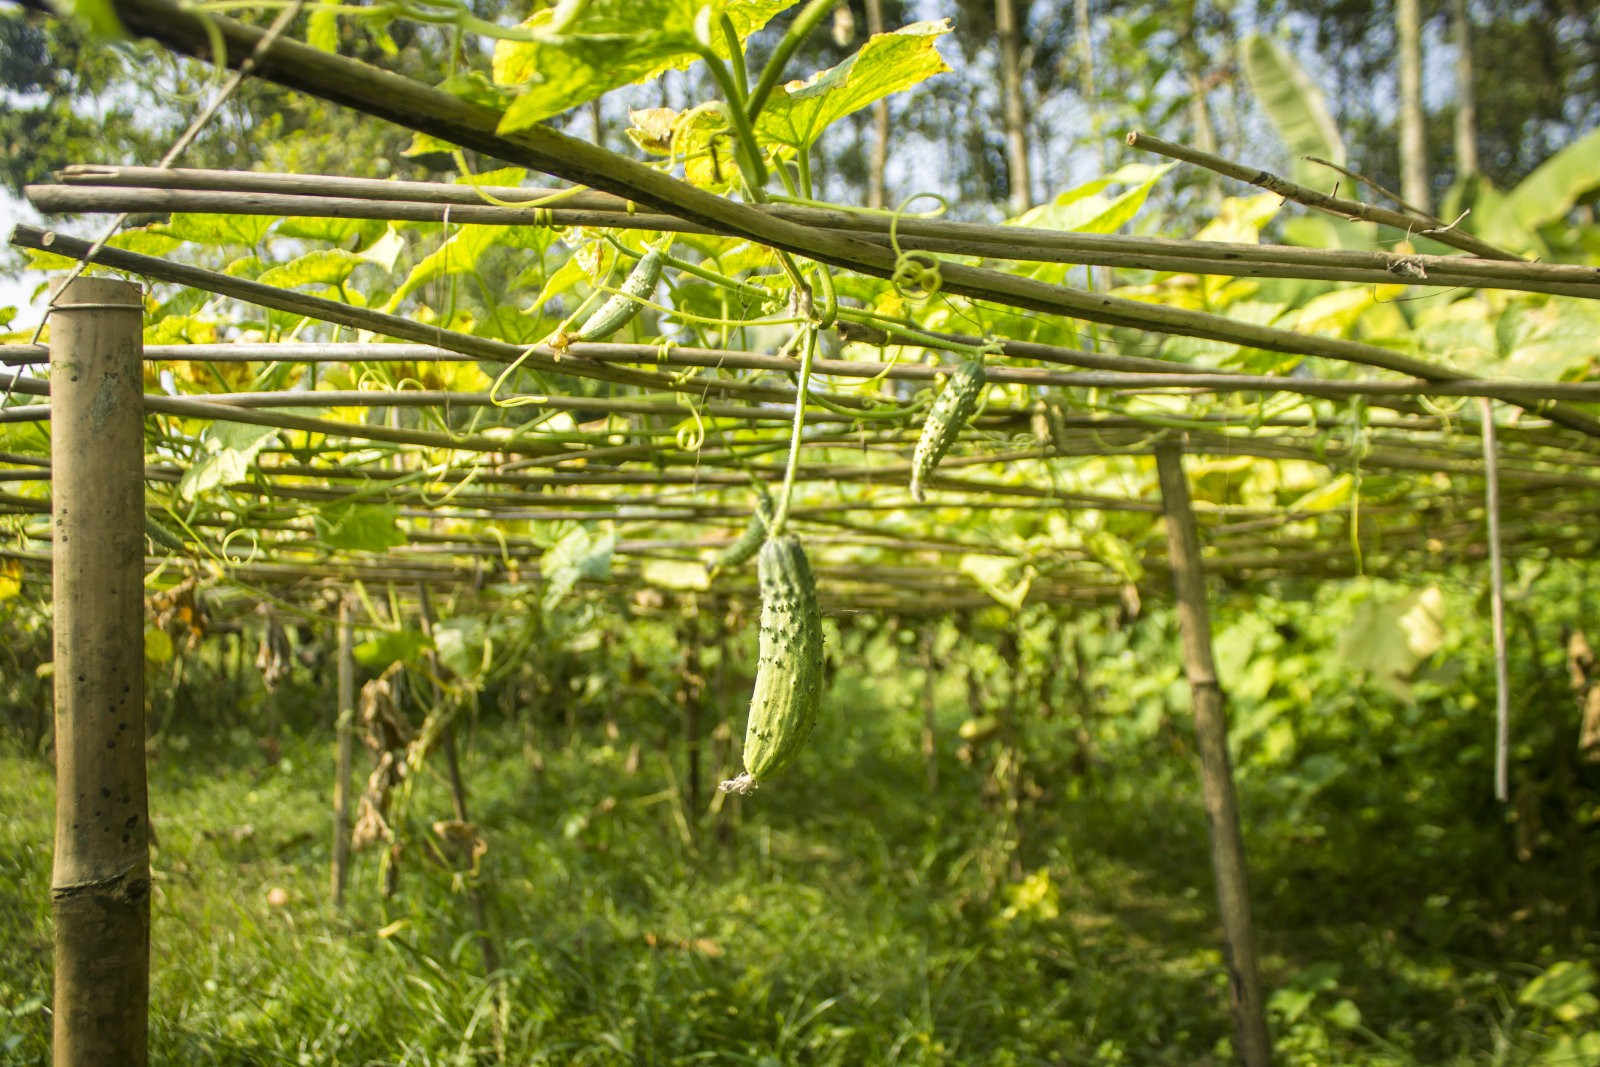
[1155,442,1273,1067]
[49,277,149,1066]
[331,594,354,906]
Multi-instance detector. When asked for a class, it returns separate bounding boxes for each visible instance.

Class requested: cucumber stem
[769,326,817,536]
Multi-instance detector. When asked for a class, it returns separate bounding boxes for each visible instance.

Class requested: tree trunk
[49,277,150,1067]
[995,0,1033,215]
[1155,442,1273,1067]
[1450,0,1478,177]
[864,0,889,210]
[1396,0,1430,214]
[1177,4,1222,207]
[1074,0,1105,171]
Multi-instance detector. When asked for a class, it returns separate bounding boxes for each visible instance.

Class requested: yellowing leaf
[0,559,21,601]
[1288,473,1353,513]
[144,627,174,665]
[641,558,711,590]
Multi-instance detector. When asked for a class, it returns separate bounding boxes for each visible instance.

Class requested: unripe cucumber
[574,248,663,341]
[721,535,823,793]
[910,359,986,501]
[707,486,773,577]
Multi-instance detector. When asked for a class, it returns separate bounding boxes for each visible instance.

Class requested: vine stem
[770,327,817,536]
[745,0,839,122]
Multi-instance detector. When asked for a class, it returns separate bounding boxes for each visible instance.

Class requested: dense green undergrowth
[3,571,1599,1065]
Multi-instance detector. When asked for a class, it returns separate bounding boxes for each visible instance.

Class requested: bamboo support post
[1154,441,1273,1067]
[331,595,355,907]
[48,277,150,1067]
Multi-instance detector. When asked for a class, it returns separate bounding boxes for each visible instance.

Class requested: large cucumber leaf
[755,21,951,150]
[494,0,796,134]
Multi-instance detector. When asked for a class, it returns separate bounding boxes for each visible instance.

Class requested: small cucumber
[574,248,663,341]
[910,359,986,501]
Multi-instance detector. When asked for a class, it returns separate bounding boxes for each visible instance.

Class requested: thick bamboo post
[331,595,355,906]
[48,277,149,1066]
[1154,442,1273,1067]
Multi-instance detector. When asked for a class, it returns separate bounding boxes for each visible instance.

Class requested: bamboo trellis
[6,0,1600,1064]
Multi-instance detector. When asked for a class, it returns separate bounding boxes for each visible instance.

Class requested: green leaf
[314,502,406,552]
[958,554,1032,612]
[1497,298,1600,381]
[1519,961,1597,1015]
[1502,126,1600,233]
[1335,585,1445,700]
[384,225,502,311]
[1240,33,1345,187]
[1011,163,1173,233]
[107,230,184,258]
[178,421,279,501]
[433,616,488,679]
[1287,473,1353,513]
[256,249,364,290]
[1085,529,1144,583]
[541,526,615,610]
[493,0,796,135]
[307,6,340,52]
[755,20,951,150]
[143,627,174,665]
[62,0,126,38]
[155,213,275,247]
[355,629,432,670]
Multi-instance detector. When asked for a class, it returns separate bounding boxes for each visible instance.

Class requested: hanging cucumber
[573,248,663,342]
[910,359,986,502]
[720,534,824,794]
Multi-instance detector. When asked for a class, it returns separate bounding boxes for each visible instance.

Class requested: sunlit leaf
[494,0,796,134]
[257,249,364,290]
[155,213,275,247]
[641,558,711,590]
[179,422,279,501]
[755,21,951,150]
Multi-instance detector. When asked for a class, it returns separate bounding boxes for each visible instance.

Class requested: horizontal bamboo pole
[11,338,1600,407]
[35,0,1600,440]
[46,167,1600,293]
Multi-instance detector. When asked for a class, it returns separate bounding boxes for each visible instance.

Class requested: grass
[1,660,1596,1065]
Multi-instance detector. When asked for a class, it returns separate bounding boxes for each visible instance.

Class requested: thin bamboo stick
[1127,129,1517,261]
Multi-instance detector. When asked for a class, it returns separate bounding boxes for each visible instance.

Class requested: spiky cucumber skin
[740,535,824,784]
[709,488,774,576]
[575,249,663,341]
[910,359,986,501]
